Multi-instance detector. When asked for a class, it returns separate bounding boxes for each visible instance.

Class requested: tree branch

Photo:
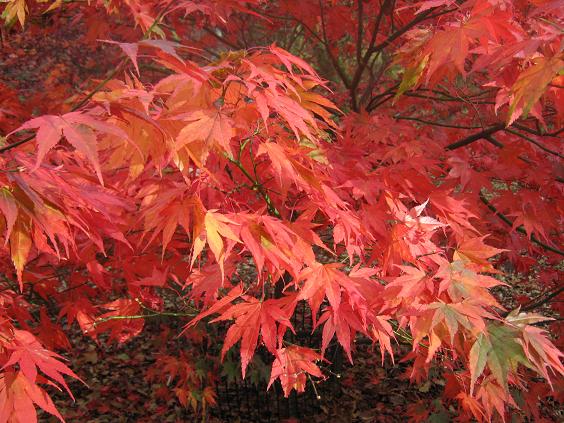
[484,134,504,148]
[398,114,562,159]
[371,7,455,53]
[405,92,494,104]
[226,145,282,219]
[445,123,505,150]
[0,135,35,154]
[202,26,243,50]
[521,285,564,313]
[504,128,563,159]
[366,83,399,111]
[356,0,364,64]
[350,0,389,110]
[394,115,481,130]
[94,311,195,326]
[479,192,564,256]
[513,123,563,138]
[318,0,351,88]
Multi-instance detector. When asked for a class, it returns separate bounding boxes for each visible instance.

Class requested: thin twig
[520,286,564,313]
[394,115,481,130]
[479,192,564,256]
[504,128,563,159]
[94,311,196,326]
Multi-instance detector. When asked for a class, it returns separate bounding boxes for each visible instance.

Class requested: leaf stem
[94,311,196,326]
[225,146,282,218]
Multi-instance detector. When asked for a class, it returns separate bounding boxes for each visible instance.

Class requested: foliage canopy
[0,1,563,421]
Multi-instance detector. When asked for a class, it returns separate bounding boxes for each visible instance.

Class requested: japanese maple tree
[0,0,563,421]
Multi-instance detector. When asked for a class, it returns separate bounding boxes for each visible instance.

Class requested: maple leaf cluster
[0,0,563,421]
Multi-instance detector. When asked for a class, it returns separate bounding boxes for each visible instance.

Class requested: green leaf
[486,324,529,390]
[394,55,429,102]
[469,333,490,395]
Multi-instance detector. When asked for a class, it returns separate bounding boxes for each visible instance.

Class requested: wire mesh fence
[211,300,345,422]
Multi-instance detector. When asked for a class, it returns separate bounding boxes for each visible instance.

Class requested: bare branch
[445,124,505,150]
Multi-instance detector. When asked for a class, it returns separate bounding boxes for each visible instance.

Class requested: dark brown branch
[272,5,351,87]
[318,0,352,88]
[395,115,562,158]
[356,0,364,64]
[445,123,505,150]
[72,62,125,110]
[395,118,562,180]
[513,123,563,138]
[350,0,390,110]
[394,115,481,130]
[202,26,243,50]
[371,7,455,53]
[364,82,401,111]
[484,135,504,148]
[405,92,495,104]
[479,193,564,256]
[351,6,457,110]
[284,23,303,51]
[366,93,394,111]
[504,128,564,159]
[521,285,564,313]
[0,134,35,154]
